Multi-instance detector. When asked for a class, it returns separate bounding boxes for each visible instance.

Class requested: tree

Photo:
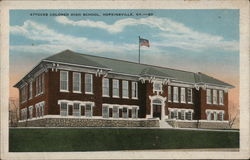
[229,103,239,129]
[9,97,19,127]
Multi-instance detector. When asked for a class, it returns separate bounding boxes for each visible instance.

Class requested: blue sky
[10,9,239,100]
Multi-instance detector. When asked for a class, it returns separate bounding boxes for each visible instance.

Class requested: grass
[9,128,239,152]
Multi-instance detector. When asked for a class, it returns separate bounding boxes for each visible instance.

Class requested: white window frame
[219,90,224,105]
[73,72,81,93]
[132,82,138,99]
[206,89,212,104]
[73,103,81,116]
[29,82,32,100]
[113,106,119,118]
[60,102,68,116]
[132,107,138,119]
[60,71,69,92]
[207,111,211,120]
[122,107,128,118]
[168,86,172,102]
[85,103,93,117]
[85,74,93,94]
[112,79,119,98]
[28,106,33,119]
[122,81,129,99]
[102,78,109,97]
[102,105,109,118]
[153,82,162,92]
[173,87,179,103]
[213,90,218,105]
[181,88,186,103]
[187,88,193,104]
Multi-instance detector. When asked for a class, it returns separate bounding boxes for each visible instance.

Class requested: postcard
[1,0,249,159]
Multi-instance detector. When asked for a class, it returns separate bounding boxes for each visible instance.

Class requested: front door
[153,104,161,120]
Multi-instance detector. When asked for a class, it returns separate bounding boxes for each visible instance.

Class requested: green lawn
[9,128,239,152]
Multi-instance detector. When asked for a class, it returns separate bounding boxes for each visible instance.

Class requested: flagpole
[138,36,140,64]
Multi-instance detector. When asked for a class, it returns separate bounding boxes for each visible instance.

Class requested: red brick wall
[199,89,229,120]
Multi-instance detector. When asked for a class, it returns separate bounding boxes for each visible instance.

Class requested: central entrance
[152,99,162,120]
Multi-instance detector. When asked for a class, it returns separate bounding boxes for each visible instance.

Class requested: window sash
[153,83,162,91]
[73,103,81,116]
[102,78,109,96]
[102,106,109,118]
[122,81,129,98]
[29,82,32,99]
[213,90,218,104]
[113,106,119,118]
[132,82,138,99]
[168,86,171,102]
[219,90,224,105]
[112,80,119,97]
[73,72,81,92]
[187,88,192,103]
[206,89,212,104]
[173,87,179,102]
[181,88,186,103]
[60,102,68,116]
[122,107,128,118]
[85,74,93,93]
[60,71,68,91]
[85,104,92,117]
[132,107,138,118]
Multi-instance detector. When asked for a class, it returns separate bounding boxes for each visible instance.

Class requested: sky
[9,9,239,116]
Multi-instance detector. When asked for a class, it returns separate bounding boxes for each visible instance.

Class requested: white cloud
[10,20,138,55]
[55,16,238,52]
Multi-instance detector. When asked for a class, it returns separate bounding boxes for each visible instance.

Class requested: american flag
[139,38,150,47]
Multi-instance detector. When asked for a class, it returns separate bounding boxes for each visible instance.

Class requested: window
[38,76,41,95]
[132,107,138,118]
[42,73,45,93]
[85,74,93,94]
[168,86,172,102]
[60,71,68,91]
[85,104,92,117]
[207,111,211,120]
[60,102,68,116]
[173,87,179,103]
[20,86,27,103]
[122,107,128,118]
[28,106,33,119]
[218,112,224,121]
[113,106,119,118]
[29,82,32,99]
[73,103,81,116]
[181,88,186,103]
[112,79,119,98]
[21,108,27,120]
[213,90,218,104]
[181,110,185,120]
[122,81,129,98]
[153,82,162,92]
[177,111,182,120]
[214,112,218,121]
[73,72,81,93]
[102,105,109,118]
[36,102,44,118]
[185,111,192,120]
[219,90,224,105]
[36,77,38,95]
[102,78,109,97]
[132,82,138,99]
[187,88,192,103]
[206,89,212,104]
[170,111,175,119]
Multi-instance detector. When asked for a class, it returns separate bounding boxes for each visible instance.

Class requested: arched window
[153,99,162,105]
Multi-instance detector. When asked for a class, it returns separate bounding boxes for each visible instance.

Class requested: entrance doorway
[152,99,162,120]
[153,104,162,119]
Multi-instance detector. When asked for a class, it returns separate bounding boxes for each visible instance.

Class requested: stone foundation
[166,119,230,129]
[18,117,159,128]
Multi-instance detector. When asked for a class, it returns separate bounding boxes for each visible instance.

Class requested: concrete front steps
[159,120,173,128]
